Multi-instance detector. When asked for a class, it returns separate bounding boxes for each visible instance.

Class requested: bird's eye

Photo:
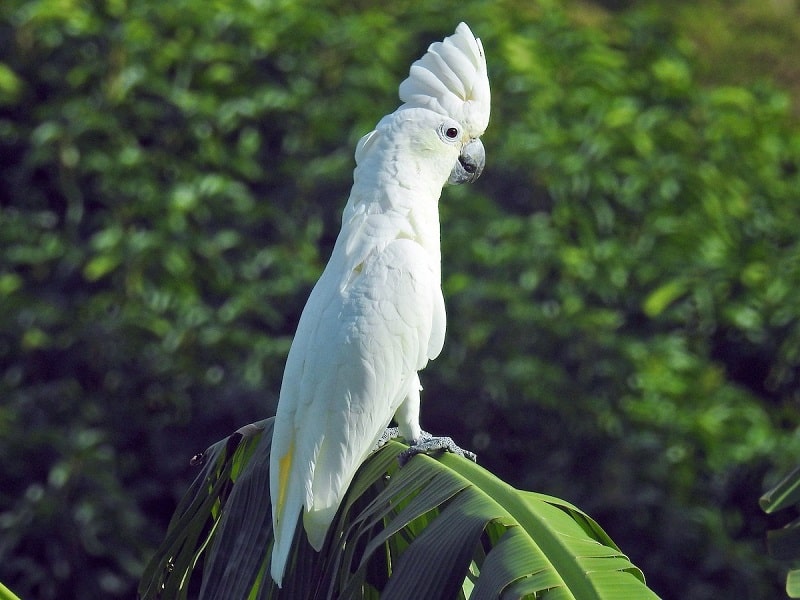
[438,123,461,143]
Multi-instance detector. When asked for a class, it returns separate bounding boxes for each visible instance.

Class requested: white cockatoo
[269,22,490,586]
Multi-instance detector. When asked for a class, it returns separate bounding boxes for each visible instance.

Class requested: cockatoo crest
[398,22,490,139]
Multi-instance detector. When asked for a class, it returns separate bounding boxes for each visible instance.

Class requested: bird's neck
[346,149,445,270]
[403,192,442,270]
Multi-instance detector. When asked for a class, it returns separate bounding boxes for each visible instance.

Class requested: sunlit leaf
[0,581,22,600]
[140,420,658,599]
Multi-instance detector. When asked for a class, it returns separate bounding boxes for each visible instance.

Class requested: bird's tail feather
[270,443,302,587]
[270,488,301,587]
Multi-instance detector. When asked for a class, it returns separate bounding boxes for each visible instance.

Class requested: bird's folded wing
[272,238,439,551]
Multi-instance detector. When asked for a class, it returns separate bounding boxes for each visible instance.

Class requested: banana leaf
[0,581,21,600]
[139,418,659,599]
[761,466,800,598]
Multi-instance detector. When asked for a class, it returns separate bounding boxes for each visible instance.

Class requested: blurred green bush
[1,1,798,598]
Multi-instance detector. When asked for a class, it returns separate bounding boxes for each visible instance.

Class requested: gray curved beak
[448,138,485,185]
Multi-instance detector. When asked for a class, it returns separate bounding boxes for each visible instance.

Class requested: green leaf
[137,421,270,600]
[643,279,687,317]
[761,467,800,596]
[761,466,800,514]
[0,581,22,600]
[0,62,22,105]
[787,569,800,599]
[83,254,121,281]
[140,420,658,599]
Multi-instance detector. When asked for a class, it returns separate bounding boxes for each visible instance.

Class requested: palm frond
[0,581,22,600]
[139,420,659,599]
[761,467,800,598]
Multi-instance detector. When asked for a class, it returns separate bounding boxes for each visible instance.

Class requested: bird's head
[398,22,490,186]
[351,23,490,203]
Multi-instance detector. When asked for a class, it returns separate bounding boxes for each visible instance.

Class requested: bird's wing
[339,207,446,361]
[269,237,437,579]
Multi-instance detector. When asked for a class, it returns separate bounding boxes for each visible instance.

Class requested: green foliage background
[1,0,799,598]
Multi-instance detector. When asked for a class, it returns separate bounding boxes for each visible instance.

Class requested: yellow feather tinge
[275,441,294,521]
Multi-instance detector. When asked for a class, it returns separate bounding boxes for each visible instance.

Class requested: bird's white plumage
[399,22,490,136]
[269,22,490,586]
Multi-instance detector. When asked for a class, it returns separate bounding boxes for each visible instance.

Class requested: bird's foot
[398,430,477,466]
[373,427,401,452]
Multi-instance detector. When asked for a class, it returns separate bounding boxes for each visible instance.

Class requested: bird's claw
[373,427,401,451]
[397,430,477,466]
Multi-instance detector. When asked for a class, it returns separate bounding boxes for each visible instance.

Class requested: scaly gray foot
[373,426,401,451]
[398,430,477,466]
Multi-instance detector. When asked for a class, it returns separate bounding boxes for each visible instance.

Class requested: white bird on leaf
[269,22,491,587]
